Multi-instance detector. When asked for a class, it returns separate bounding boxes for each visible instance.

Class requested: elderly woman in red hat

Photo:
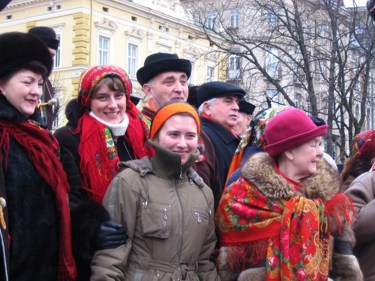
[91,102,220,281]
[215,108,362,281]
[0,32,76,281]
[54,65,153,281]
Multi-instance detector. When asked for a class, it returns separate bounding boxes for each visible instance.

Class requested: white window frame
[230,8,239,29]
[53,34,61,68]
[228,55,240,80]
[98,35,110,65]
[127,43,138,77]
[207,66,214,82]
[207,11,216,30]
[265,48,279,79]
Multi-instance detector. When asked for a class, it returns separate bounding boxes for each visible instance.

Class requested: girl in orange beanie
[91,102,220,281]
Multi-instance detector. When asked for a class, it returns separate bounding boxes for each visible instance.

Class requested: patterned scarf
[0,119,76,281]
[216,177,354,281]
[76,111,151,203]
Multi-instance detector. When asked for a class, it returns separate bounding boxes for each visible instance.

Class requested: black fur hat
[0,32,53,79]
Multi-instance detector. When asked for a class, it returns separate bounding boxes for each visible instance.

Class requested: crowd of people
[1,9,375,280]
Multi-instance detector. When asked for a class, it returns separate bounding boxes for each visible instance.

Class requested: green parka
[91,141,220,281]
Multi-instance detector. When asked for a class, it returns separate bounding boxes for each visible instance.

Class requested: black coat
[54,120,135,281]
[0,96,60,281]
[201,117,240,201]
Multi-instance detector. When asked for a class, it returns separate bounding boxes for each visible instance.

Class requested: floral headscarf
[352,129,375,161]
[78,65,132,109]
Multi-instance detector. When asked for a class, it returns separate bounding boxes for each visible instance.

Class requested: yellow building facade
[0,0,222,128]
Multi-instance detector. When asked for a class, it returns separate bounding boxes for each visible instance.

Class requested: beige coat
[345,170,375,281]
[91,143,220,281]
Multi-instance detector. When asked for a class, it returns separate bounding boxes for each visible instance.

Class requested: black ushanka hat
[0,31,53,79]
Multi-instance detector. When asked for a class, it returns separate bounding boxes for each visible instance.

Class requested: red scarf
[0,120,76,281]
[216,177,354,281]
[76,110,151,203]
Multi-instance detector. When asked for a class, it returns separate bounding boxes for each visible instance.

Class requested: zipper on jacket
[163,207,168,229]
[173,180,184,265]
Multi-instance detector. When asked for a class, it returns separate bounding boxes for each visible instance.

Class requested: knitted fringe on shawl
[324,193,355,235]
[221,239,269,270]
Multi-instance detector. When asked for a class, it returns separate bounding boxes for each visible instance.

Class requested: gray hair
[198,97,216,114]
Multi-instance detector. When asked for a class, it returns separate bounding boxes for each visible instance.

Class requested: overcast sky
[344,0,367,7]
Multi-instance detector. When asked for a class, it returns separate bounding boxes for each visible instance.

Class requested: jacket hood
[241,152,340,200]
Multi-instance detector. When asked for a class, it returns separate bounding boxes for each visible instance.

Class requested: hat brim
[136,59,192,85]
[264,125,328,157]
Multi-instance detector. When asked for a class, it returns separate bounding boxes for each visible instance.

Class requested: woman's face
[90,80,127,124]
[155,115,198,165]
[0,70,43,118]
[289,137,324,178]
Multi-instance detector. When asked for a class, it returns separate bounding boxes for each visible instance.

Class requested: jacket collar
[241,152,340,200]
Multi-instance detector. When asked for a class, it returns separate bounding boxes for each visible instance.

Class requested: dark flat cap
[197,81,246,107]
[28,26,60,50]
[238,98,255,115]
[136,53,191,86]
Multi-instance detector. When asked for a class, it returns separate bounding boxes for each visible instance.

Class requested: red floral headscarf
[78,65,132,109]
[76,65,152,203]
[352,129,375,161]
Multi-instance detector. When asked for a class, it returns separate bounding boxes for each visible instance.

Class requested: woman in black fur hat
[0,32,76,280]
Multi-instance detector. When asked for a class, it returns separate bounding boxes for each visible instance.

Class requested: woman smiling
[0,32,75,281]
[54,65,152,281]
[91,102,220,281]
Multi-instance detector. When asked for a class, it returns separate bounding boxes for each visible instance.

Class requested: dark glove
[93,220,128,250]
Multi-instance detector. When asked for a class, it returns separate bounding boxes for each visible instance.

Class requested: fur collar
[241,152,340,200]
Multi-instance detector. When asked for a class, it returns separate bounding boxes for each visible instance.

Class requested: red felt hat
[264,108,328,157]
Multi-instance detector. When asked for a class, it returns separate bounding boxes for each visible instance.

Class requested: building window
[207,66,214,82]
[265,48,280,79]
[230,8,239,29]
[295,93,303,109]
[53,34,61,68]
[228,55,240,80]
[98,35,110,65]
[267,10,278,28]
[207,11,216,30]
[127,43,137,77]
[265,89,278,106]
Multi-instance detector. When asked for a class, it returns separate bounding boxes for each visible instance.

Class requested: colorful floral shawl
[216,177,353,281]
